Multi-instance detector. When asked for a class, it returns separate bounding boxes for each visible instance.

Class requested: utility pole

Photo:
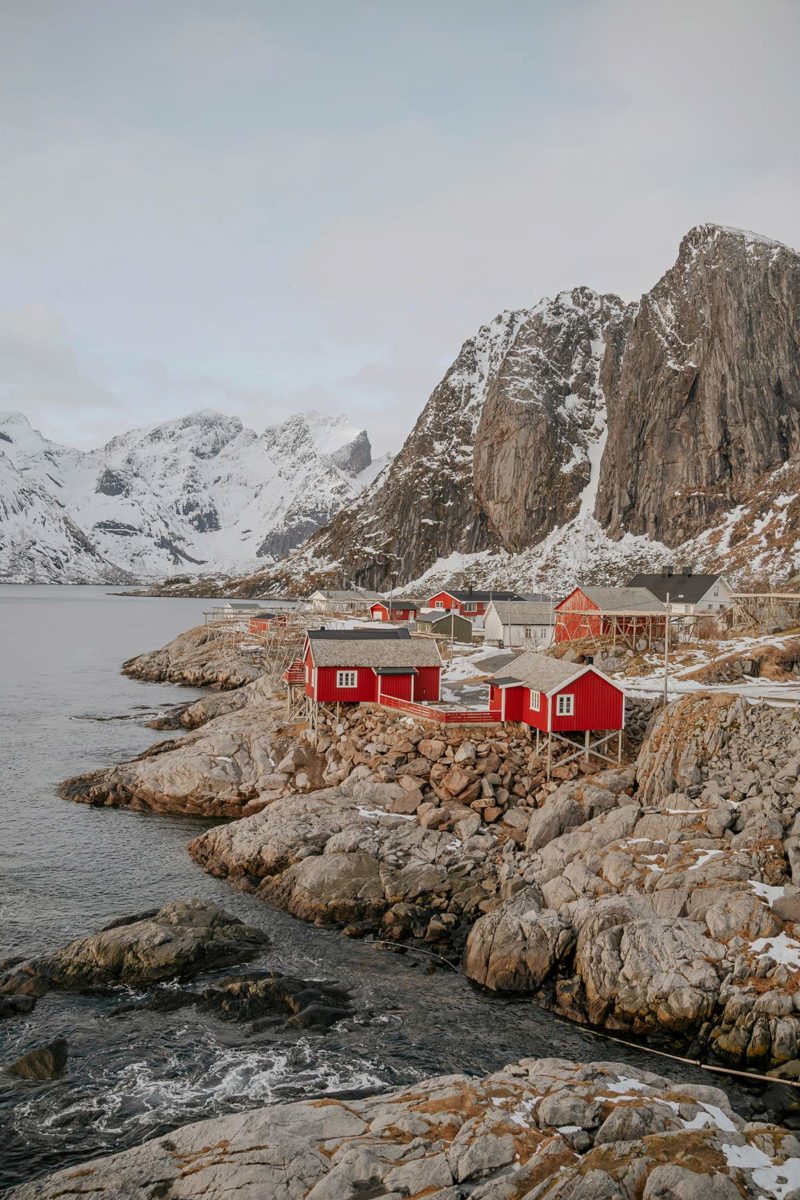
[663,592,670,707]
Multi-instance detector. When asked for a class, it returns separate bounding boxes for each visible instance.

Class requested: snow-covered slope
[0,409,373,583]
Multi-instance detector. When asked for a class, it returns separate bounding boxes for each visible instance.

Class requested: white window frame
[336,670,358,689]
[556,693,574,716]
[434,600,445,609]
[530,689,541,710]
[462,601,477,612]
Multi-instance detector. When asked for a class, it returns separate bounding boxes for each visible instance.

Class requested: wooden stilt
[584,730,590,761]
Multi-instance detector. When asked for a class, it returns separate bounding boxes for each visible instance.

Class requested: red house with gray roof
[302,627,442,704]
[488,651,624,732]
[426,588,526,618]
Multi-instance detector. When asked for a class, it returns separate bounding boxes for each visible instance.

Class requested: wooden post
[663,593,671,708]
[546,733,552,781]
[535,727,540,755]
[617,729,622,762]
[584,730,590,761]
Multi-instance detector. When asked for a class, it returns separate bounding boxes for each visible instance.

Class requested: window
[530,689,541,710]
[336,670,358,689]
[434,600,444,609]
[556,693,574,716]
[463,602,477,612]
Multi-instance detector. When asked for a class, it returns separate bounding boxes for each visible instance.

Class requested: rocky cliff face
[596,224,800,543]
[260,223,800,593]
[292,291,632,589]
[473,288,630,551]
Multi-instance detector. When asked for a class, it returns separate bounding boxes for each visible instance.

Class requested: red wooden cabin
[488,651,624,733]
[248,612,280,634]
[303,628,442,704]
[554,586,666,644]
[369,599,419,623]
[427,588,524,618]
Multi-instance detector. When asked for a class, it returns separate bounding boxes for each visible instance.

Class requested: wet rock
[0,900,268,997]
[8,1056,798,1200]
[0,994,37,1020]
[6,1038,68,1080]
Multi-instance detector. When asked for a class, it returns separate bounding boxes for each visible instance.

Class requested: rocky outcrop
[122,623,264,689]
[58,678,304,818]
[112,969,353,1032]
[464,696,800,1070]
[0,901,268,1000]
[189,779,502,955]
[6,1039,68,1081]
[9,1057,800,1199]
[596,225,800,544]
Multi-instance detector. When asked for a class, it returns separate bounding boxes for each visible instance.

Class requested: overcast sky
[1,0,798,455]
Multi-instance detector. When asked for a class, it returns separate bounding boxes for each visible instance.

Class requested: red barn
[554,586,666,645]
[369,598,420,623]
[303,628,442,704]
[488,651,624,734]
[426,588,524,618]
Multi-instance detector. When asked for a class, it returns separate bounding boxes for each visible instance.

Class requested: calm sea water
[0,586,785,1191]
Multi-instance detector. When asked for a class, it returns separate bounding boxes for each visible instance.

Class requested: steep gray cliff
[595,224,800,543]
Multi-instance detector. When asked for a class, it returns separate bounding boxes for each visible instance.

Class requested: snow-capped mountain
[0,409,374,583]
[234,223,800,596]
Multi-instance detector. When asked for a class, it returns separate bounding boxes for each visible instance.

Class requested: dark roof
[432,589,527,602]
[249,612,276,620]
[375,666,418,675]
[371,597,420,608]
[307,627,410,641]
[626,572,726,605]
[308,636,441,669]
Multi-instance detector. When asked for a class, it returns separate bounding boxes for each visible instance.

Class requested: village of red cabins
[280,590,631,771]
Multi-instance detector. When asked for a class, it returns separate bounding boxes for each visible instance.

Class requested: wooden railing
[282,659,305,686]
[376,695,502,725]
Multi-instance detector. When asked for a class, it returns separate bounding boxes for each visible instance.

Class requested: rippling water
[0,586,787,1192]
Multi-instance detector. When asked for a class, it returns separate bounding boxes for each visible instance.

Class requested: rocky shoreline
[23,623,800,1195]
[9,1056,800,1199]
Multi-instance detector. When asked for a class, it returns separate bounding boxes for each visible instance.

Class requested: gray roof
[225,602,268,610]
[308,636,442,669]
[491,651,585,693]
[486,600,554,625]
[570,586,666,613]
[627,572,726,605]
[307,628,409,641]
[474,651,517,674]
[416,611,473,630]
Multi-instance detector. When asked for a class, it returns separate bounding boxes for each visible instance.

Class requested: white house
[626,572,733,615]
[484,600,554,649]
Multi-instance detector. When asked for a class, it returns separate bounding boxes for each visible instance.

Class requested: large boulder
[0,900,269,997]
[576,914,725,1034]
[464,888,572,991]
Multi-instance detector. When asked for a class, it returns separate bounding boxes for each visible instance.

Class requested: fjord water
[0,586,769,1190]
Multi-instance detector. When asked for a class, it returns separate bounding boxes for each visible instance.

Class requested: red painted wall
[378,673,413,701]
[554,587,601,643]
[550,671,624,732]
[370,603,416,622]
[249,616,271,634]
[502,685,526,722]
[314,665,378,703]
[370,604,389,622]
[521,688,549,731]
[413,666,441,702]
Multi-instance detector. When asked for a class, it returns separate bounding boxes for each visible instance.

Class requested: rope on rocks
[558,1017,800,1089]
[375,939,463,972]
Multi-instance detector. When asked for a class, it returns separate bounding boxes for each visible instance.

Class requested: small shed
[415,609,474,643]
[369,598,420,623]
[248,612,277,634]
[302,627,442,704]
[484,599,554,649]
[488,650,625,776]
